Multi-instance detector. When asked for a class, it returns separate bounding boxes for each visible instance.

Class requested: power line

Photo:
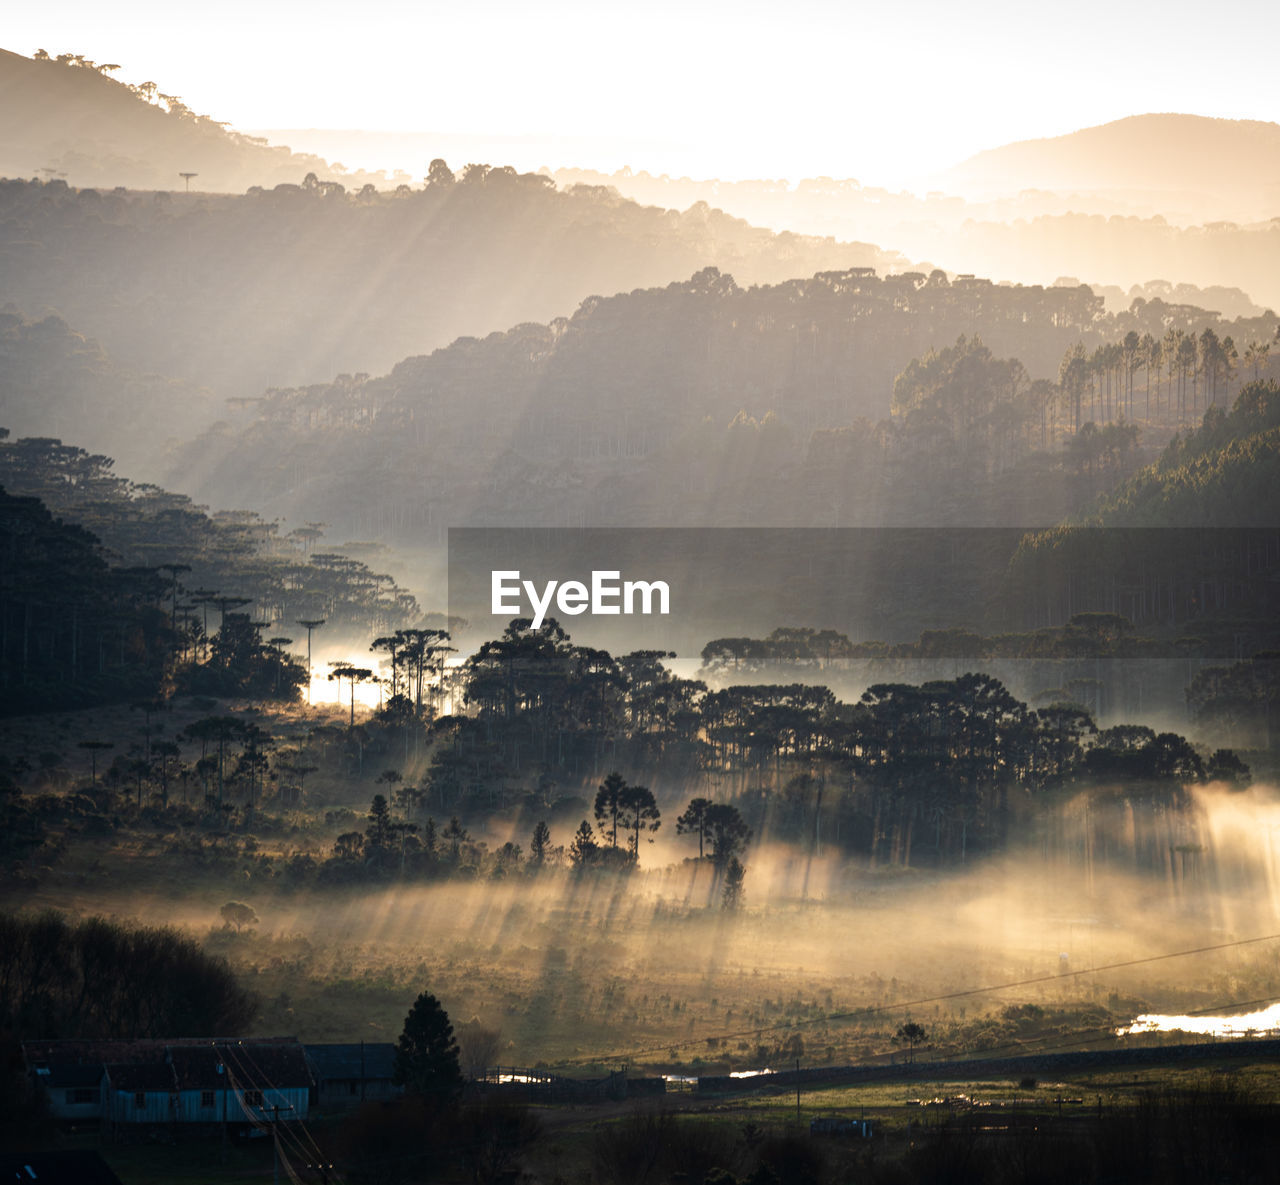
[218,1041,342,1183]
[893,992,1280,1068]
[564,931,1280,1065]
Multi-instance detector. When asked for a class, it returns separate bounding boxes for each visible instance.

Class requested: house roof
[305,1043,398,1081]
[168,1047,226,1090]
[106,1062,176,1091]
[24,1036,299,1061]
[43,1064,105,1088]
[23,1040,168,1070]
[23,1037,310,1091]
[169,1043,312,1090]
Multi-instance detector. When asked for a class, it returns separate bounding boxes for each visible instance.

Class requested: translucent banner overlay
[447,527,1280,662]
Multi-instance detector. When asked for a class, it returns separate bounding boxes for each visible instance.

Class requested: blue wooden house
[24,1038,312,1134]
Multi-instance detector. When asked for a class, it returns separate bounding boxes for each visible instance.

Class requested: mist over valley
[3,15,1280,1183]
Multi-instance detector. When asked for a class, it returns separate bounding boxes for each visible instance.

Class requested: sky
[8,0,1277,186]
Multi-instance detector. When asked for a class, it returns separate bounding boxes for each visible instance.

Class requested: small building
[34,1063,106,1123]
[305,1043,401,1108]
[168,1042,312,1127]
[24,1038,313,1133]
[104,1062,177,1125]
[810,1116,876,1138]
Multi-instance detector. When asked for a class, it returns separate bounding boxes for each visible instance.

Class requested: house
[168,1042,312,1126]
[30,1063,105,1123]
[103,1062,176,1125]
[810,1116,876,1138]
[304,1043,401,1108]
[23,1038,313,1133]
[22,1040,152,1125]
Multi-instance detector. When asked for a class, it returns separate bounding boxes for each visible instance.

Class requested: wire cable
[563,930,1280,1064]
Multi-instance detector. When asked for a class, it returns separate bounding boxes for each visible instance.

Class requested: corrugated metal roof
[170,1043,312,1090]
[24,1040,168,1068]
[24,1038,311,1091]
[168,1047,225,1090]
[44,1064,105,1088]
[24,1036,299,1066]
[107,1063,175,1091]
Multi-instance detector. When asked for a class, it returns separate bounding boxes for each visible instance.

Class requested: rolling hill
[938,114,1280,222]
[0,47,391,192]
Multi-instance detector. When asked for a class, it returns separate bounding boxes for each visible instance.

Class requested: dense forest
[1006,379,1280,628]
[163,268,1279,537]
[0,912,255,1039]
[0,433,432,711]
[0,599,1252,886]
[0,171,899,450]
[0,309,215,467]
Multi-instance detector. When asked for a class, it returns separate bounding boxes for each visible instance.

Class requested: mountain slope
[0,48,389,191]
[0,172,903,413]
[0,310,213,479]
[939,114,1280,220]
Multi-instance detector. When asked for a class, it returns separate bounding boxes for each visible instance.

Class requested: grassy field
[11,777,1280,1077]
[10,700,1280,1182]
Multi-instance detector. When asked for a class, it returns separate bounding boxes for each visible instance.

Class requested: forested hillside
[555,117,1280,231]
[555,116,1280,309]
[0,48,391,192]
[0,171,902,416]
[999,381,1280,701]
[0,310,213,473]
[1083,379,1280,528]
[168,266,1279,537]
[0,434,424,712]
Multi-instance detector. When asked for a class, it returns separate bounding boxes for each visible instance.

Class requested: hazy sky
[9,0,1277,185]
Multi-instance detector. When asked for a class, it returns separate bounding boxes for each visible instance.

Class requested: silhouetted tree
[393,991,463,1107]
[457,1018,502,1081]
[896,1021,926,1062]
[721,857,745,911]
[593,771,627,848]
[219,901,258,931]
[676,796,714,857]
[618,782,660,857]
[569,820,598,868]
[705,803,752,869]
[529,820,551,867]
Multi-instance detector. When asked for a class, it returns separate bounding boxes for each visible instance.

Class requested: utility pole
[259,1100,295,1185]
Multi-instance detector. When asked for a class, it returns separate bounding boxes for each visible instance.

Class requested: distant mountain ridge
[0,48,392,191]
[162,264,1279,539]
[939,114,1280,220]
[0,172,903,470]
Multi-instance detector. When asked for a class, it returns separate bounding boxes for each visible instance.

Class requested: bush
[331,1098,446,1185]
[593,1109,748,1185]
[0,910,257,1039]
